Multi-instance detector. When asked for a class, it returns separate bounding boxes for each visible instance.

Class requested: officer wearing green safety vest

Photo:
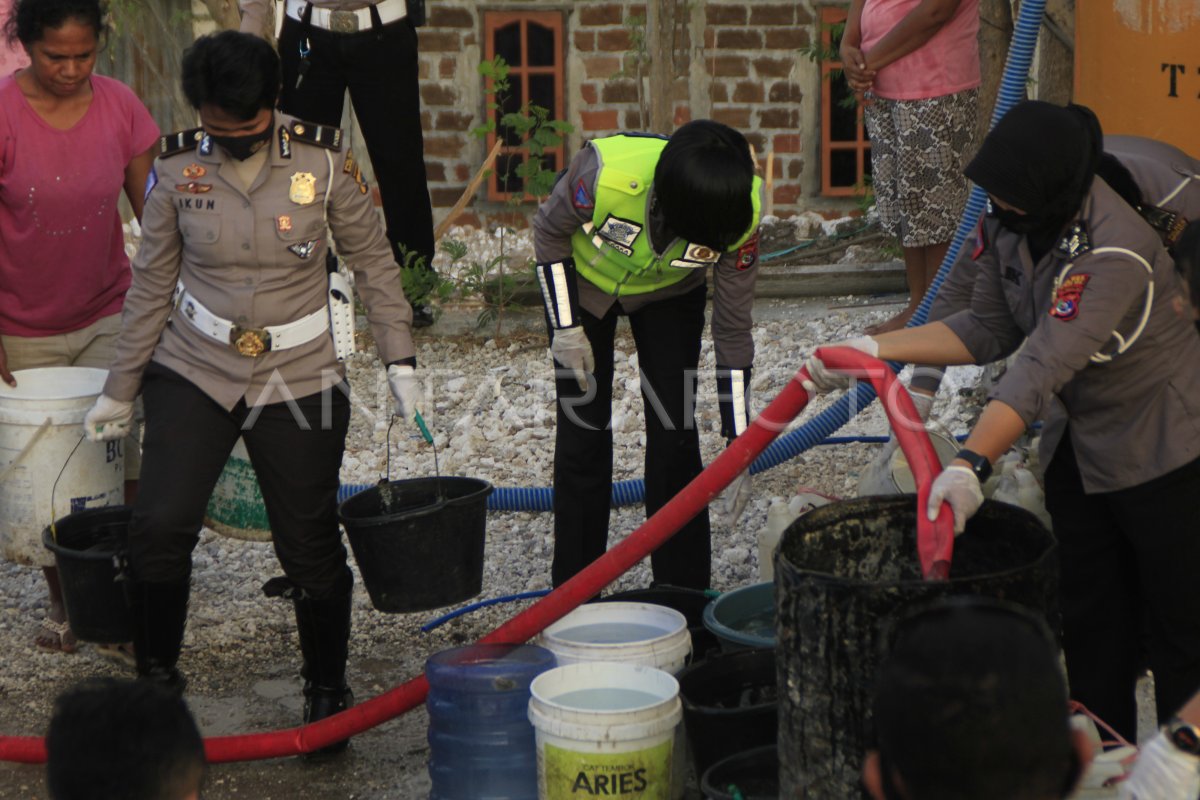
[532,120,764,589]
[569,135,761,295]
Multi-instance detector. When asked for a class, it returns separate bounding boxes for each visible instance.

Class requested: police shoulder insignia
[1049,273,1091,321]
[343,149,356,174]
[736,233,760,270]
[1056,223,1091,260]
[159,128,205,158]
[290,121,344,151]
[572,178,594,210]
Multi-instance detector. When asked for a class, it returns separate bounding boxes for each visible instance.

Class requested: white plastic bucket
[204,437,272,541]
[537,602,692,674]
[529,662,683,800]
[0,368,124,566]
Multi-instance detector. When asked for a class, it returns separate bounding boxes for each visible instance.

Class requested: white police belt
[176,285,328,358]
[285,0,407,32]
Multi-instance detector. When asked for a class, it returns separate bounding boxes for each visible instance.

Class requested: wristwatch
[1167,717,1200,755]
[954,448,993,484]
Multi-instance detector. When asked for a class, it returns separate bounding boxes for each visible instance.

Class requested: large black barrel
[775,497,1058,797]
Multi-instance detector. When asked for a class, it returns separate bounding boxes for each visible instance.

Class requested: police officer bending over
[532,120,763,590]
[82,31,421,755]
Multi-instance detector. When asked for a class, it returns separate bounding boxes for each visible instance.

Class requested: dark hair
[873,599,1076,800]
[181,30,279,119]
[46,678,205,800]
[4,0,106,47]
[654,119,755,251]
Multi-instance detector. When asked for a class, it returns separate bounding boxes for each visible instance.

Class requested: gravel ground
[0,222,1021,799]
[0,320,993,798]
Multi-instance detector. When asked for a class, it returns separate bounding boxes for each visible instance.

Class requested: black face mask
[210,125,272,161]
[990,205,1045,235]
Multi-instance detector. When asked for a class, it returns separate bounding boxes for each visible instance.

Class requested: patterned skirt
[864,88,980,248]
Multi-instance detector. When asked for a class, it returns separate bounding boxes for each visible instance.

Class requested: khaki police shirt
[103,114,414,409]
[532,145,761,370]
[940,178,1200,493]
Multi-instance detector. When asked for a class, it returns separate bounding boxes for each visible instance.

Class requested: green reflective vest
[570,135,762,296]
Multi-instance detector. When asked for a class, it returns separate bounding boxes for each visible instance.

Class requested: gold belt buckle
[329,10,359,32]
[231,326,272,358]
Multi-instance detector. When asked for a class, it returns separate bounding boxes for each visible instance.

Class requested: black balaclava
[965,101,1104,261]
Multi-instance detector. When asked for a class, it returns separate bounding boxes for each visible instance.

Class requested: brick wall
[395,0,837,230]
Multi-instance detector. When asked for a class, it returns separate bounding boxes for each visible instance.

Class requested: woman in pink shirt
[840,0,981,334]
[0,0,158,657]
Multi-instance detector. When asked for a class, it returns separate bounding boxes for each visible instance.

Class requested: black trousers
[1044,433,1200,742]
[130,364,352,599]
[278,14,435,270]
[551,286,711,589]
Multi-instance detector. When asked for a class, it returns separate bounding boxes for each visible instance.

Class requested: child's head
[47,678,205,800]
[654,120,756,252]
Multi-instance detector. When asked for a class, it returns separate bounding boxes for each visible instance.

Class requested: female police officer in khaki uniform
[82,31,420,755]
[807,102,1200,744]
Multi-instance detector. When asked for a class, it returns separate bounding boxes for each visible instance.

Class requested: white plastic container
[537,602,692,675]
[0,368,124,566]
[528,662,683,800]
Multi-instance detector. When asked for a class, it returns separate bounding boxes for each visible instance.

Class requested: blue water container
[426,643,556,800]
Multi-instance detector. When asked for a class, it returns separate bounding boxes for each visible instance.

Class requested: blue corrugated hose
[339,0,1047,513]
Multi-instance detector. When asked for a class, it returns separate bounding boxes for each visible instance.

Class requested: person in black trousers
[240,0,436,326]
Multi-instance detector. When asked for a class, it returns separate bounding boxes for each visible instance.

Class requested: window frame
[482,10,567,203]
[819,6,871,198]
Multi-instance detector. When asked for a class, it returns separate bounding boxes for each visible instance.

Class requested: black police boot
[294,588,354,757]
[130,579,190,696]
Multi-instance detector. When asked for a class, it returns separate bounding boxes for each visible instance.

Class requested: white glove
[83,395,135,443]
[926,464,984,535]
[387,364,420,421]
[716,470,753,527]
[1120,731,1200,799]
[550,325,595,392]
[801,336,879,394]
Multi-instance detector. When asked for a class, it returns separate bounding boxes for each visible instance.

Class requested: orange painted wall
[1075,1,1200,154]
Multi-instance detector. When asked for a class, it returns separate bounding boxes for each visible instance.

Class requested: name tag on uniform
[670,242,721,269]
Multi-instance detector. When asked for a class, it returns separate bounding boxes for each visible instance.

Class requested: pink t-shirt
[860,0,981,101]
[0,74,159,336]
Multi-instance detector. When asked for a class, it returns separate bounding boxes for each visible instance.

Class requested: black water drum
[42,506,134,643]
[775,497,1058,798]
[338,477,492,613]
[699,745,779,800]
[677,647,777,778]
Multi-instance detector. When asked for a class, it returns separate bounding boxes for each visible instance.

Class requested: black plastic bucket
[338,477,492,613]
[677,648,777,778]
[593,585,721,661]
[775,497,1058,798]
[699,745,779,800]
[41,505,133,643]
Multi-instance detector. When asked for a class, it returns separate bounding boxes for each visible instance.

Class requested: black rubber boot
[294,588,354,757]
[130,580,190,696]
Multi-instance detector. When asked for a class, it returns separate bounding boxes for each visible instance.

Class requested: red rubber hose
[0,350,952,763]
[814,347,956,579]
